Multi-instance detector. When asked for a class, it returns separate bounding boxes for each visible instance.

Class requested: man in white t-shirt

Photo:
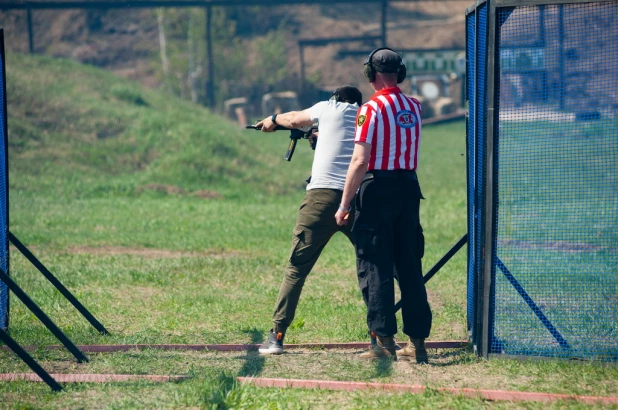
[253,86,362,354]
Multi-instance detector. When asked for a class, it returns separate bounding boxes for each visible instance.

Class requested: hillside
[0,2,469,109]
[5,52,315,201]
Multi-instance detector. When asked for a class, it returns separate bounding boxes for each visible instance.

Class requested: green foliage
[111,84,149,106]
[252,26,290,87]
[152,7,294,108]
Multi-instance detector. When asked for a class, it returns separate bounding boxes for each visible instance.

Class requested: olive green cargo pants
[272,188,354,334]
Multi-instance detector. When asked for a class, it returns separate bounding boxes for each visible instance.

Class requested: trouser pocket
[354,225,379,257]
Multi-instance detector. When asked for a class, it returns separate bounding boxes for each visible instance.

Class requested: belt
[366,169,417,180]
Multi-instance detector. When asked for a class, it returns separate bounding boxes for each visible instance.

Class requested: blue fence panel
[0,30,8,330]
[465,9,476,335]
[491,2,618,360]
[466,1,487,344]
[475,2,488,343]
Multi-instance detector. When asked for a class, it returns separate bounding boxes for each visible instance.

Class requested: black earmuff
[363,47,407,84]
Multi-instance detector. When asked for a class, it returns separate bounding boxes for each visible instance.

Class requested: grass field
[1,53,618,409]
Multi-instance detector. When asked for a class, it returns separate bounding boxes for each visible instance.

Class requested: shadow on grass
[201,371,241,408]
[369,357,394,378]
[237,327,265,377]
[429,347,477,367]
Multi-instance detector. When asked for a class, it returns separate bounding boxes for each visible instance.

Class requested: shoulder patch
[357,114,367,127]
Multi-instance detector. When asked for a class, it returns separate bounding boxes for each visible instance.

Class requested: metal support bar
[298,35,381,47]
[481,0,498,361]
[394,233,468,313]
[496,258,570,349]
[0,28,10,331]
[471,5,484,354]
[0,328,62,391]
[8,232,109,335]
[558,4,565,110]
[0,0,472,11]
[0,268,89,363]
[495,0,614,6]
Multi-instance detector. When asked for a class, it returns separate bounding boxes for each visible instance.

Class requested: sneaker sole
[258,347,284,355]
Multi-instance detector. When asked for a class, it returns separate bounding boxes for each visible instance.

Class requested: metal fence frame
[0,29,9,331]
[467,0,618,360]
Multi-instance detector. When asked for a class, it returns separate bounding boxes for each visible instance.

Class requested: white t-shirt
[306,100,358,191]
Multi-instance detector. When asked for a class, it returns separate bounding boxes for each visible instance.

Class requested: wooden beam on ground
[0,373,189,383]
[238,377,618,405]
[4,340,468,353]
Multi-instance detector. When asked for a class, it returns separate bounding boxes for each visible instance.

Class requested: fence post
[27,8,34,54]
[205,5,215,109]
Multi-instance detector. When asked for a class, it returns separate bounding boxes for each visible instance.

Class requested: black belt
[366,169,417,180]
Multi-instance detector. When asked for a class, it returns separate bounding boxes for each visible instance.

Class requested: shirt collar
[372,86,402,98]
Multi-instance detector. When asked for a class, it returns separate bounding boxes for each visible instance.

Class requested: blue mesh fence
[465,2,488,345]
[0,31,8,330]
[465,10,476,335]
[490,2,618,360]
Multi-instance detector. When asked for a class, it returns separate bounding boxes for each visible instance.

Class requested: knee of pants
[288,227,322,278]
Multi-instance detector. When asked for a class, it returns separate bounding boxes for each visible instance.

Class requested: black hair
[331,85,363,106]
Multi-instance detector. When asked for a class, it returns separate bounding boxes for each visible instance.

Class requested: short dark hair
[331,85,363,106]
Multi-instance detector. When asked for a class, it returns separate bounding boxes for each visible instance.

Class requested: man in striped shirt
[335,48,432,363]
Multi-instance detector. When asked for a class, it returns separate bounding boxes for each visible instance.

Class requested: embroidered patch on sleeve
[357,114,366,127]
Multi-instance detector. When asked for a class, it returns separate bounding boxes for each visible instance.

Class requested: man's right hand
[335,206,350,226]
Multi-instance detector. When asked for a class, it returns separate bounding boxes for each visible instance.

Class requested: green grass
[1,53,617,409]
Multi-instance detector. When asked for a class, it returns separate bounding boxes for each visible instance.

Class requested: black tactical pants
[353,171,432,339]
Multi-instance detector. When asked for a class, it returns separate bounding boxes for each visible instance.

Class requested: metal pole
[8,232,109,335]
[0,268,89,363]
[472,5,484,354]
[205,5,214,108]
[0,328,62,391]
[539,5,547,100]
[558,4,564,110]
[0,29,9,331]
[27,8,34,53]
[481,0,498,360]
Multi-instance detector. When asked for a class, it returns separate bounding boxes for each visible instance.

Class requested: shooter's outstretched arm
[255,109,313,132]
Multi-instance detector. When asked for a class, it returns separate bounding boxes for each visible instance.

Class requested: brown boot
[371,333,403,350]
[398,338,428,364]
[359,334,397,360]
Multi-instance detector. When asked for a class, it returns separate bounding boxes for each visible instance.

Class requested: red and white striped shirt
[355,87,422,171]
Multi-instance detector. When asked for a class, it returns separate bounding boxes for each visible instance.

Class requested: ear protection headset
[363,47,407,84]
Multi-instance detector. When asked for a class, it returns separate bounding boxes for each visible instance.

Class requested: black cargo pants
[353,170,432,339]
